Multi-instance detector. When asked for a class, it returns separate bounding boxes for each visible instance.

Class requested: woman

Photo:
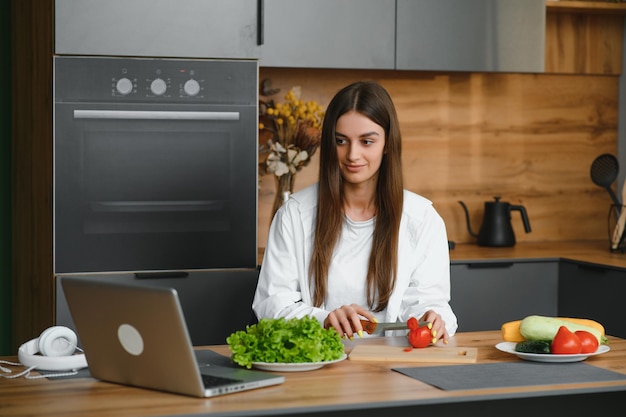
[253,81,457,344]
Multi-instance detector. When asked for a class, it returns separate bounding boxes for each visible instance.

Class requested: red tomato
[407,317,420,331]
[575,330,599,354]
[551,326,582,354]
[408,325,432,348]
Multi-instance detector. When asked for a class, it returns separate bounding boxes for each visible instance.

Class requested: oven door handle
[73,110,240,121]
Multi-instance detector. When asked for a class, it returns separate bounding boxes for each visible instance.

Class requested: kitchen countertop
[449,240,626,270]
[260,240,626,270]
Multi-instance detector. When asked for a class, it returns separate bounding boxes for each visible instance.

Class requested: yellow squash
[501,317,605,342]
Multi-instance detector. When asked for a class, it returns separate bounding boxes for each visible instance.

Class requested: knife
[359,319,431,335]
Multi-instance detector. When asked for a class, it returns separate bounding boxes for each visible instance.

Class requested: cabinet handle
[74,110,240,121]
[575,263,607,274]
[257,0,264,46]
[135,271,189,279]
[466,262,514,269]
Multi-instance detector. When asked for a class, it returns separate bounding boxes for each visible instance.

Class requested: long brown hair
[309,81,404,312]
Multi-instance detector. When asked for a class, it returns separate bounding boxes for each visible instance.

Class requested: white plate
[251,353,347,372]
[495,342,610,363]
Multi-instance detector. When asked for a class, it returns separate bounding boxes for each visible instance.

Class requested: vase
[271,173,294,218]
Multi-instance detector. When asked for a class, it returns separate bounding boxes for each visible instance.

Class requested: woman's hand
[420,310,450,345]
[324,304,375,339]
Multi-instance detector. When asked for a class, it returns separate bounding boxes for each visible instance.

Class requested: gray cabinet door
[450,261,558,332]
[259,0,396,69]
[55,0,261,59]
[396,0,545,72]
[56,269,260,346]
[558,261,626,339]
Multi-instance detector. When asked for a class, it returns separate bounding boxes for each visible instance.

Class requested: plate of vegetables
[496,315,610,363]
[226,316,346,371]
[496,342,609,363]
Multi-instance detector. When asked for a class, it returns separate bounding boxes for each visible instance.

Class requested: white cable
[25,370,79,379]
[0,360,79,379]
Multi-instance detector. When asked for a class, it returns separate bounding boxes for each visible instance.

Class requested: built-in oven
[54,56,258,274]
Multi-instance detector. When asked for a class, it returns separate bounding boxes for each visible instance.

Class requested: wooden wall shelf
[547,0,626,14]
[545,0,625,74]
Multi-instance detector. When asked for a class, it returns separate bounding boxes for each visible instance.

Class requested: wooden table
[1,331,626,417]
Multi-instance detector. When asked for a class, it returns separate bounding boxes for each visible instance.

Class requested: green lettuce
[227,316,345,368]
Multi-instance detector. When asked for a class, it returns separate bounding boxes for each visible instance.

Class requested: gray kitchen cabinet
[558,261,626,339]
[259,0,396,69]
[450,261,558,332]
[55,269,260,346]
[55,0,261,59]
[262,0,545,72]
[396,0,545,72]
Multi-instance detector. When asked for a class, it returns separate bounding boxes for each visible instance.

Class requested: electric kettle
[458,196,531,247]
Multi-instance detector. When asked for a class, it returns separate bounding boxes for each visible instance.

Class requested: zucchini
[519,315,608,345]
[515,340,551,354]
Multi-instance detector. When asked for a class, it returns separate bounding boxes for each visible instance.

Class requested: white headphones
[18,326,88,371]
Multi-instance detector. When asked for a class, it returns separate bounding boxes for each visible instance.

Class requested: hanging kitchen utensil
[590,154,621,209]
[610,181,626,250]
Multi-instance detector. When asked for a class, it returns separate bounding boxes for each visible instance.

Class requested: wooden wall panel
[257,68,618,249]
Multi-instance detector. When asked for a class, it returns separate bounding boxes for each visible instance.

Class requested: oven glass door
[54,102,257,273]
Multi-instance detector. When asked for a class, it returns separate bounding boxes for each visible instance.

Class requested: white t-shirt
[252,183,458,336]
[325,215,373,314]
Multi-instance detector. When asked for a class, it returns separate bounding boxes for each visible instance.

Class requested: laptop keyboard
[201,374,243,388]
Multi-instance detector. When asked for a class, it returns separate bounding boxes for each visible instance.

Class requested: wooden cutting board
[348,345,478,364]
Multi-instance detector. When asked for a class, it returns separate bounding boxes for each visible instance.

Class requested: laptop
[61,276,284,397]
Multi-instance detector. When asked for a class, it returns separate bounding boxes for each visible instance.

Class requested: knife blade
[359,319,431,335]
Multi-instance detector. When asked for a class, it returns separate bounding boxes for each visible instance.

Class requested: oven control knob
[183,79,200,96]
[150,78,167,96]
[116,77,133,95]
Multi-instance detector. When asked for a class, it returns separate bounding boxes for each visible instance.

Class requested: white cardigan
[252,183,458,336]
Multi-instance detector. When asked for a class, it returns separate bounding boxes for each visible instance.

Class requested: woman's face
[334,111,386,186]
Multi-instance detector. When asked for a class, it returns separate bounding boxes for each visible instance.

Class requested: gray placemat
[393,362,626,391]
